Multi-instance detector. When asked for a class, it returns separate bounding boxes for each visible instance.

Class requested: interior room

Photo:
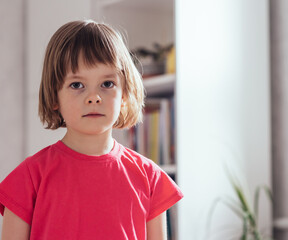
[0,0,287,239]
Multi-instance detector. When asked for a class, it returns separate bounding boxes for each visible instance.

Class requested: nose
[86,94,102,104]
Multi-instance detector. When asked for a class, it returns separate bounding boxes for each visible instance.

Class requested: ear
[53,103,59,110]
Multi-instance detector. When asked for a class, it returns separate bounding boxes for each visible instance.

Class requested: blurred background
[1,0,288,239]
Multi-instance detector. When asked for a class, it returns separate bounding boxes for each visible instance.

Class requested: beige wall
[0,0,25,232]
[0,0,25,187]
[271,0,288,239]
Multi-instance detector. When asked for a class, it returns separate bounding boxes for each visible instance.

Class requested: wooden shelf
[160,164,177,175]
[274,217,288,229]
[143,74,175,97]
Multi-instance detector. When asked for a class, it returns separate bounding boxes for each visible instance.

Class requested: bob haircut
[39,20,144,129]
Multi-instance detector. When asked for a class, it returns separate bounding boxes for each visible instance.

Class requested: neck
[61,129,114,156]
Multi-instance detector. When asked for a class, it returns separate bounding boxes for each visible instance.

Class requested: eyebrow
[64,70,121,84]
[102,74,118,79]
[66,75,84,80]
[64,72,85,80]
[66,73,118,79]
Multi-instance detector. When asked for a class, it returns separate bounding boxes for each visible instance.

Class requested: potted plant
[207,171,273,240]
[131,43,173,77]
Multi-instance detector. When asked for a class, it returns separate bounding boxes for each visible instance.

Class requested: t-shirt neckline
[54,139,121,162]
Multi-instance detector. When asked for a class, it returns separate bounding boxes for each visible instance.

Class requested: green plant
[131,43,173,62]
[207,173,273,240]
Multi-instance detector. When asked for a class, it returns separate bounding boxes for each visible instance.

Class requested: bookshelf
[113,74,177,171]
[141,74,176,168]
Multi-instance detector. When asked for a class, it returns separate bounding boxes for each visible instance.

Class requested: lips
[82,113,104,117]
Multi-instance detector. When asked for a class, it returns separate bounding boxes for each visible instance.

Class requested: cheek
[108,89,122,106]
[110,96,123,117]
[115,93,123,109]
[58,98,79,118]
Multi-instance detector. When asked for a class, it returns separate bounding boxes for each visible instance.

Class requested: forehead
[65,65,119,79]
[64,54,123,86]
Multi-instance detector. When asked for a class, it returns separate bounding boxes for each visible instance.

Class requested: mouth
[82,113,105,117]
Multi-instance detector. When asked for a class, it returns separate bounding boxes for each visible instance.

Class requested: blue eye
[101,81,115,88]
[70,82,84,89]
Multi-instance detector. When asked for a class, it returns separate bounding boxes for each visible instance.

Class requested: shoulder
[0,142,63,196]
[10,142,62,187]
[24,141,61,167]
[0,143,59,225]
[117,143,162,177]
[119,143,157,165]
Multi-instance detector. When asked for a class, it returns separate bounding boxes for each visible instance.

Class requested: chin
[82,128,112,136]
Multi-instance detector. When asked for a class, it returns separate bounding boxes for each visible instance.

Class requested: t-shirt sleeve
[147,165,183,221]
[0,159,36,225]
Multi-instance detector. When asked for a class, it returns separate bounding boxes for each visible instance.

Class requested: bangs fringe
[63,23,122,75]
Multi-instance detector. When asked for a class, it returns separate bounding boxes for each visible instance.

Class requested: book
[133,97,175,165]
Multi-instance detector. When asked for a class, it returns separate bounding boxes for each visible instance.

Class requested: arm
[147,211,167,240]
[1,207,31,240]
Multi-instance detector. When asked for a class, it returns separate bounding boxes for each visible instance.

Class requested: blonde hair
[39,20,144,129]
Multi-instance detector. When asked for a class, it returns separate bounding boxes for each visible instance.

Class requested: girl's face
[56,55,123,138]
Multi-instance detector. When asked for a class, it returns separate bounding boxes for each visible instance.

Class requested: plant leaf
[206,196,244,235]
[254,185,273,224]
[241,214,248,240]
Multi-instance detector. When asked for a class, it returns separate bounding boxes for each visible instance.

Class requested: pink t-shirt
[0,140,183,239]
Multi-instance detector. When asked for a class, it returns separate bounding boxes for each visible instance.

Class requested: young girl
[0,20,183,240]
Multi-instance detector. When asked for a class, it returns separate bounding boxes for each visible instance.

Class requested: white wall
[176,1,271,239]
